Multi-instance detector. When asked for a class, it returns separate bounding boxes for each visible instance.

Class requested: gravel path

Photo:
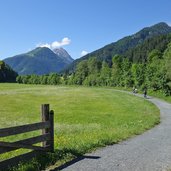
[58,94,171,171]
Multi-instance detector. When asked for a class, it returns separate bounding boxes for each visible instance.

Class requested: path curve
[61,93,171,171]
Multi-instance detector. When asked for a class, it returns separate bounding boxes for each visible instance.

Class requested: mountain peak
[53,47,74,63]
[4,47,73,75]
[152,22,170,28]
[151,22,171,32]
[27,47,53,57]
[136,22,171,38]
[142,22,171,30]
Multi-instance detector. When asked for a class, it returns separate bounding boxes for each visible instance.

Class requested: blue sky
[0,0,171,60]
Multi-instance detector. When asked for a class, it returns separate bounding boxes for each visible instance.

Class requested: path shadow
[49,155,100,171]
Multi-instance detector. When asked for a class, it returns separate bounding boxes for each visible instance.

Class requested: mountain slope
[53,48,73,63]
[0,61,18,82]
[64,22,171,72]
[4,47,73,75]
[124,33,171,63]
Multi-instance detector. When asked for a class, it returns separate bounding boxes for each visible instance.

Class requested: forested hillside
[0,61,18,82]
[64,22,171,72]
[16,23,171,96]
[66,33,171,95]
[17,33,171,96]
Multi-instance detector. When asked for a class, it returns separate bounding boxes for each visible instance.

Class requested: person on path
[144,87,147,98]
[132,87,137,94]
[132,87,135,94]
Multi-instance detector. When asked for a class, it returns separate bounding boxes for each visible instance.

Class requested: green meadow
[0,83,160,170]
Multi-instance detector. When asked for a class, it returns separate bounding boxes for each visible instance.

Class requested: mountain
[4,47,74,75]
[0,61,18,82]
[64,22,171,72]
[53,48,73,63]
[124,33,171,63]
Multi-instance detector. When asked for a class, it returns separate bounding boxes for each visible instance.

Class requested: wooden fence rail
[0,104,54,170]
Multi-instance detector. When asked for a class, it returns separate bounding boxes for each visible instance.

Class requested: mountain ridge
[53,48,73,63]
[64,22,171,73]
[4,47,73,75]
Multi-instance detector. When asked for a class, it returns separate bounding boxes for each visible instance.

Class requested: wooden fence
[0,104,54,170]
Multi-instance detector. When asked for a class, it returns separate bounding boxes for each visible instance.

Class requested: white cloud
[39,43,51,49]
[37,37,71,50]
[81,50,89,56]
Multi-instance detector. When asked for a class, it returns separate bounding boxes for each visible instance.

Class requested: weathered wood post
[41,104,50,148]
[41,104,54,152]
[0,104,55,169]
[49,110,54,152]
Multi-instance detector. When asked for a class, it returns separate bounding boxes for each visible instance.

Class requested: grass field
[0,83,160,171]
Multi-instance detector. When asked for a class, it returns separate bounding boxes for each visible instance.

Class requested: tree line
[16,42,171,96]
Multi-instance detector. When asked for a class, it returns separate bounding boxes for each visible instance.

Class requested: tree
[47,73,61,85]
[145,50,165,91]
[162,43,171,95]
[163,43,171,81]
[131,63,145,87]
[111,55,122,86]
[100,61,111,86]
[120,58,132,87]
[0,61,18,82]
[88,57,102,75]
[40,75,48,85]
[16,75,22,83]
[74,60,89,85]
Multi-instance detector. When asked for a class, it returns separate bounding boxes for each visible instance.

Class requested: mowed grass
[0,83,160,170]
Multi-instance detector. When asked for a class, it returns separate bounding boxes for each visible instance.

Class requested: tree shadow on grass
[35,149,82,169]
[15,148,100,171]
[49,155,100,171]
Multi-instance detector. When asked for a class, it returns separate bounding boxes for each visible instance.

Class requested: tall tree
[111,55,122,86]
[163,43,171,95]
[74,60,89,85]
[131,63,145,87]
[100,61,111,86]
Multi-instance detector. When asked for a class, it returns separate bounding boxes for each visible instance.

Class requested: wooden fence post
[0,104,54,169]
[49,110,54,152]
[41,104,50,148]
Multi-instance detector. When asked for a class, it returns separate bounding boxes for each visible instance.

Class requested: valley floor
[0,84,160,170]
